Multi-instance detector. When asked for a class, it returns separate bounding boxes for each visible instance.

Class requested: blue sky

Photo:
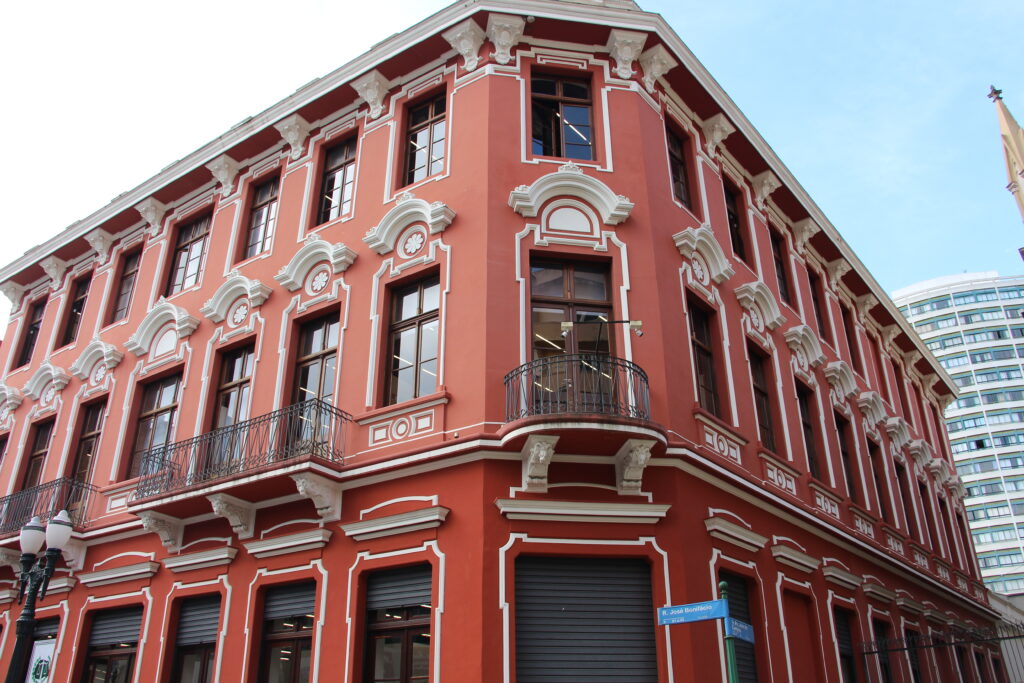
[0,0,1020,330]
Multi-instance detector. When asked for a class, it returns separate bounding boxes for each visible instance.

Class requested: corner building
[0,1,1003,681]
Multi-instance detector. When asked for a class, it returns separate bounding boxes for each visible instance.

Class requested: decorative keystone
[639,44,678,93]
[352,70,390,120]
[442,19,486,72]
[85,230,115,264]
[614,439,654,495]
[291,472,343,522]
[137,510,184,552]
[522,434,558,493]
[606,29,647,80]
[486,13,525,65]
[208,493,256,539]
[274,114,312,161]
[700,113,735,159]
[135,197,168,236]
[206,154,241,195]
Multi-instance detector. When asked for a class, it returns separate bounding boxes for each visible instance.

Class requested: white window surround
[508,162,634,226]
[124,299,200,357]
[735,280,786,330]
[673,225,734,285]
[363,193,456,255]
[22,361,71,401]
[274,236,357,291]
[199,272,272,323]
[69,337,124,381]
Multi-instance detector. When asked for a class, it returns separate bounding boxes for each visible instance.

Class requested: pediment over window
[673,226,734,285]
[363,194,455,255]
[70,338,124,381]
[508,162,634,226]
[200,272,272,323]
[275,237,357,291]
[124,300,200,357]
[857,391,887,426]
[783,324,826,369]
[23,362,71,400]
[734,281,785,330]
[824,360,857,400]
[0,383,24,412]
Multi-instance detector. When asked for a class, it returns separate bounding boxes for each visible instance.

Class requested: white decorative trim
[0,383,24,421]
[22,362,70,400]
[78,561,160,587]
[39,576,75,595]
[485,13,524,65]
[522,434,558,493]
[791,218,820,255]
[674,226,734,284]
[855,293,877,319]
[39,255,68,289]
[273,113,312,160]
[614,439,654,495]
[853,513,875,540]
[137,511,184,552]
[85,230,115,264]
[442,19,486,72]
[363,195,455,255]
[857,391,887,426]
[509,163,634,226]
[826,258,852,289]
[162,547,239,573]
[69,337,124,380]
[124,299,199,356]
[700,113,735,159]
[698,415,745,464]
[291,472,343,522]
[0,281,25,311]
[135,197,167,236]
[771,544,820,573]
[751,170,781,209]
[824,360,858,401]
[200,272,272,323]
[342,506,450,541]
[606,29,647,80]
[351,70,390,120]
[0,548,22,574]
[784,324,826,369]
[907,440,931,468]
[206,154,241,196]
[0,589,17,603]
[761,454,798,496]
[61,540,87,572]
[274,237,357,291]
[863,582,897,603]
[897,596,925,614]
[823,566,862,590]
[704,517,768,552]
[208,493,256,540]
[927,458,952,486]
[243,529,331,558]
[639,43,677,93]
[885,416,911,451]
[496,499,670,524]
[735,281,786,330]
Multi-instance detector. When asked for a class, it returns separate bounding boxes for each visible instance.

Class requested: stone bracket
[137,510,184,552]
[208,493,256,539]
[522,434,559,493]
[614,439,655,495]
[291,472,344,522]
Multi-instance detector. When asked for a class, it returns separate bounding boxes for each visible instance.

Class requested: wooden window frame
[107,249,141,325]
[689,299,722,418]
[215,345,254,429]
[59,275,92,348]
[166,215,211,296]
[835,412,858,505]
[71,401,106,484]
[363,606,432,683]
[316,139,357,225]
[387,276,441,406]
[666,126,693,208]
[129,374,182,478]
[22,420,54,490]
[723,180,750,264]
[170,643,216,683]
[769,228,792,306]
[807,269,832,344]
[796,382,822,481]
[16,299,47,368]
[867,440,892,524]
[242,175,280,260]
[530,74,595,161]
[294,315,340,406]
[748,344,776,452]
[530,260,614,358]
[257,616,314,683]
[840,302,863,374]
[403,93,447,187]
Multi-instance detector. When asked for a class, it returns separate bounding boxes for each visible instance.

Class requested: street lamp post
[4,511,72,683]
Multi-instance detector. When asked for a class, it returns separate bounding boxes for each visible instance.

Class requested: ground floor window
[258,582,317,683]
[82,606,143,683]
[171,594,222,683]
[364,564,433,683]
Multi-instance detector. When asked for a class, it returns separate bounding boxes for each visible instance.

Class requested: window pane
[532,307,567,358]
[421,281,440,313]
[573,266,607,301]
[410,633,431,678]
[265,644,299,683]
[398,289,420,321]
[530,265,564,298]
[373,634,404,681]
[562,80,589,100]
[532,78,557,95]
[575,310,611,355]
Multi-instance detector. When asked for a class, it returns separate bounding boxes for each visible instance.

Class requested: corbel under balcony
[207,493,256,539]
[522,434,558,493]
[137,510,184,552]
[291,472,343,522]
[342,506,450,541]
[614,439,654,495]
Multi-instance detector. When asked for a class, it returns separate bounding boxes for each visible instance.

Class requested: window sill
[528,154,602,170]
[356,390,451,425]
[692,407,745,444]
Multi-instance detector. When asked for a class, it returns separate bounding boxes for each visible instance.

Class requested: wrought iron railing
[504,353,651,422]
[134,399,350,500]
[0,478,97,535]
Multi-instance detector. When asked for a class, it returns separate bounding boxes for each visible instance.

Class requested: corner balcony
[0,478,97,537]
[131,399,350,518]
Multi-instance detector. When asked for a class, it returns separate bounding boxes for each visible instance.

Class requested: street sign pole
[719,580,739,683]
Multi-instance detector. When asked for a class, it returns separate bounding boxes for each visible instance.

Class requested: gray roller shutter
[366,564,432,610]
[720,571,758,683]
[177,594,222,646]
[89,606,143,648]
[264,581,317,621]
[34,618,59,639]
[515,556,656,683]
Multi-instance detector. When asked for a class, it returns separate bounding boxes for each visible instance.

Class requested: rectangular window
[666,127,692,207]
[259,582,316,683]
[167,215,211,295]
[365,565,433,683]
[869,335,890,401]
[72,402,106,484]
[108,250,141,324]
[872,620,895,683]
[807,270,832,344]
[388,277,440,405]
[719,570,759,683]
[690,301,721,417]
[840,303,862,374]
[171,594,221,683]
[769,229,792,305]
[59,275,92,347]
[317,139,357,224]
[894,461,919,542]
[868,441,891,524]
[904,630,924,683]
[295,316,340,405]
[833,607,860,683]
[918,481,938,550]
[796,383,821,480]
[130,375,182,477]
[243,176,279,259]
[404,93,447,186]
[22,420,54,490]
[16,299,47,368]
[749,345,776,452]
[530,261,612,359]
[83,606,143,681]
[531,75,593,160]
[723,181,749,263]
[835,414,858,504]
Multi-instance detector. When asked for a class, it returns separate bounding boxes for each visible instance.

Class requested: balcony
[0,478,96,535]
[133,399,350,502]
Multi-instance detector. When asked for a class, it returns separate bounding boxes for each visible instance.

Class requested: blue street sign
[657,599,728,625]
[725,618,755,644]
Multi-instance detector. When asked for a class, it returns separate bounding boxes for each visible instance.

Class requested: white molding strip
[495,499,670,524]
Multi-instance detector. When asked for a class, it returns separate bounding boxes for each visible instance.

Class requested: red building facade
[0,1,1003,681]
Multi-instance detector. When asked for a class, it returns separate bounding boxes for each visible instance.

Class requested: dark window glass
[836,414,858,504]
[797,383,820,480]
[60,275,92,347]
[295,316,339,405]
[405,94,447,186]
[365,593,431,683]
[690,302,721,417]
[666,128,691,207]
[807,270,831,344]
[894,462,919,542]
[749,346,776,451]
[16,300,47,368]
[531,76,593,160]
[216,346,254,429]
[167,216,211,295]
[72,402,106,484]
[918,481,938,550]
[258,596,314,683]
[724,182,749,263]
[22,420,54,490]
[869,335,889,402]
[905,631,924,683]
[872,620,895,683]
[719,571,759,683]
[244,176,279,259]
[109,250,141,324]
[130,375,181,477]
[833,607,860,683]
[530,262,612,359]
[868,441,891,524]
[171,645,215,683]
[769,230,791,305]
[840,303,863,373]
[388,277,441,405]
[83,652,136,682]
[317,140,357,224]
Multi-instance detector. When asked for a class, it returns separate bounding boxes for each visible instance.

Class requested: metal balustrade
[504,353,651,422]
[134,399,351,500]
[0,478,97,535]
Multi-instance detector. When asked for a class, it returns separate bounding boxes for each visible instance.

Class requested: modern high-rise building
[895,272,1024,596]
[0,1,1002,681]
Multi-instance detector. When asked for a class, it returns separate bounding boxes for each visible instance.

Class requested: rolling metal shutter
[89,606,143,648]
[720,571,758,683]
[264,581,317,621]
[366,564,432,610]
[515,556,656,683]
[177,594,222,646]
[33,617,59,639]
